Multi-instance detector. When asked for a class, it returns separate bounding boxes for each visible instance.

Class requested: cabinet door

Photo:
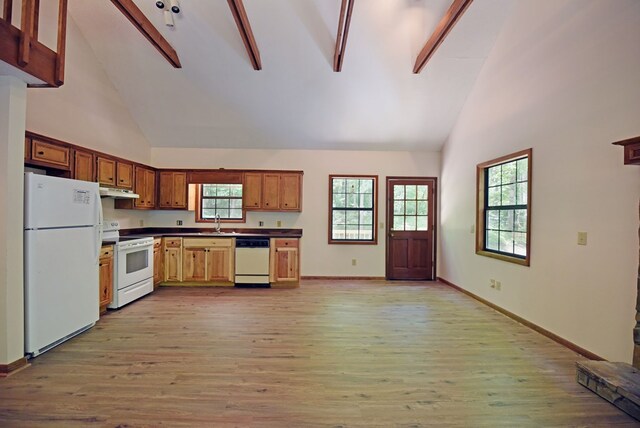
[262,174,280,210]
[97,157,116,186]
[158,172,173,208]
[243,172,263,209]
[273,247,299,282]
[153,245,162,287]
[74,150,94,182]
[31,139,71,169]
[280,173,301,211]
[164,247,182,282]
[206,248,231,282]
[134,167,147,208]
[172,172,187,209]
[117,162,133,189]
[99,256,113,310]
[145,169,156,208]
[183,248,207,281]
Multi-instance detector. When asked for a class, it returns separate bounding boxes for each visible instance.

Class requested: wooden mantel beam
[227,0,262,70]
[413,0,473,74]
[110,0,181,68]
[333,0,355,72]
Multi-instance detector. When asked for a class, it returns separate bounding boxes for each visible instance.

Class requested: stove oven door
[117,242,153,290]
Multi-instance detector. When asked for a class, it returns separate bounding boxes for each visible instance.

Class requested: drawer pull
[37,151,44,155]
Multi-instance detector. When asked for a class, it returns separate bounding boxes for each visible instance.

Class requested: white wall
[149,148,440,277]
[25,15,151,164]
[439,0,640,362]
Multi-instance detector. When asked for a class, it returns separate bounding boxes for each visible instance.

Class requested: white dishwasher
[235,238,271,287]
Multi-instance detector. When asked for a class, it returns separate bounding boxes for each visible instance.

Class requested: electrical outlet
[490,279,496,288]
[577,232,587,246]
[258,221,264,227]
[380,222,384,230]
[276,220,282,227]
[496,281,502,291]
[139,219,144,227]
[176,220,183,226]
[352,259,357,266]
[470,224,475,234]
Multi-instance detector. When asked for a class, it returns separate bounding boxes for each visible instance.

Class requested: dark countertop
[120,227,303,239]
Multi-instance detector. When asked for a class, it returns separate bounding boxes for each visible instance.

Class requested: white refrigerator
[24,173,102,357]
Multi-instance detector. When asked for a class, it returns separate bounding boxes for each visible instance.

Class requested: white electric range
[102,220,154,308]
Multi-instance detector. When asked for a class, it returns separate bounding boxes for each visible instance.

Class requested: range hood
[99,187,139,199]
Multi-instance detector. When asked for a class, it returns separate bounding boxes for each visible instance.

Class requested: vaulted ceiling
[68,0,514,151]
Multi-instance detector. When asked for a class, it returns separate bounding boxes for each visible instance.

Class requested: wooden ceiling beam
[413,0,473,74]
[333,0,355,72]
[110,0,181,68]
[227,0,261,71]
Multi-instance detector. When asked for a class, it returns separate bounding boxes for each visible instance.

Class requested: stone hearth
[577,361,640,421]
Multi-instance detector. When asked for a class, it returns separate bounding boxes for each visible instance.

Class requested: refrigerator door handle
[94,191,103,263]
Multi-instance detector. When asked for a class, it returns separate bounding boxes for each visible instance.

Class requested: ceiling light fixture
[156,0,181,27]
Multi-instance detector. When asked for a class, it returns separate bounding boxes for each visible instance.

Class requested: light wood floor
[1,281,637,427]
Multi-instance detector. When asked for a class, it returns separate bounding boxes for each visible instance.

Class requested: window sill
[329,240,378,245]
[476,250,529,266]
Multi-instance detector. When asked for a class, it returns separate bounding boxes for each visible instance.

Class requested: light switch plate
[577,232,587,246]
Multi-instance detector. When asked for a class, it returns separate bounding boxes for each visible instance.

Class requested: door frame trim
[385,176,438,280]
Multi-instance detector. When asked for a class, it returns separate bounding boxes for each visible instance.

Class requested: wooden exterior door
[386,177,437,280]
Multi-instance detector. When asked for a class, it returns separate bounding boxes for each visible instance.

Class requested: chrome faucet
[215,213,221,233]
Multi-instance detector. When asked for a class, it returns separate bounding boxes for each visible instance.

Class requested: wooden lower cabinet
[270,238,300,286]
[153,238,163,288]
[163,238,183,282]
[183,247,207,281]
[99,245,114,314]
[182,238,234,284]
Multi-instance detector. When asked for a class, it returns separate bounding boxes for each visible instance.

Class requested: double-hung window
[196,183,244,222]
[329,175,378,244]
[476,149,532,265]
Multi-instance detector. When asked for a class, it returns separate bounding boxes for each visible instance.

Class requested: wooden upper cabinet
[97,157,116,187]
[144,168,156,207]
[262,174,281,210]
[243,172,263,209]
[24,137,31,161]
[97,157,133,189]
[243,171,303,212]
[117,162,133,189]
[158,171,187,209]
[30,138,71,170]
[73,150,94,182]
[134,166,156,208]
[280,173,302,211]
[114,165,156,210]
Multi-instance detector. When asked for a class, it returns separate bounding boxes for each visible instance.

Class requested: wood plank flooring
[1,280,637,427]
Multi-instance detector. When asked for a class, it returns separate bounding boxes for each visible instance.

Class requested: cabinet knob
[37,151,44,155]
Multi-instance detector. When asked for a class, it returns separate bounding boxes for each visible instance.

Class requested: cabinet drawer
[183,238,233,248]
[274,239,298,248]
[153,238,162,249]
[164,238,183,248]
[100,245,114,258]
[31,139,71,169]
